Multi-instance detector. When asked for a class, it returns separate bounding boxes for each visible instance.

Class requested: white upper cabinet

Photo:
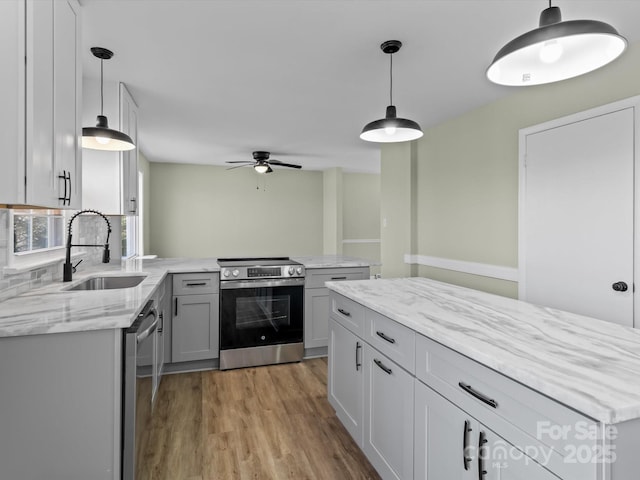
[82,80,139,215]
[0,0,82,209]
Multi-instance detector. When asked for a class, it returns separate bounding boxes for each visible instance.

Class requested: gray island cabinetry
[327,278,640,480]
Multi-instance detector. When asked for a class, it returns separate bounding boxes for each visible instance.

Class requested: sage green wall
[342,172,381,275]
[138,151,151,256]
[382,42,640,297]
[149,163,323,258]
[323,168,343,254]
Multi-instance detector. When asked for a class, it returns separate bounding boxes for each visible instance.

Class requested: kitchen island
[326,277,640,480]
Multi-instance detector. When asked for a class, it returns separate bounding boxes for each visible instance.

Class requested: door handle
[612,281,628,292]
[478,431,488,479]
[463,420,472,470]
[355,341,362,371]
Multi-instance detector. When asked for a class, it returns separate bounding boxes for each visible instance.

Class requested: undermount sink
[65,275,147,291]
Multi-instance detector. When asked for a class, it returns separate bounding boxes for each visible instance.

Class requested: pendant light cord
[389,53,394,106]
[100,58,104,116]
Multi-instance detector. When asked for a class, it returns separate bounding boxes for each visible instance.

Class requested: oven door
[220,278,304,350]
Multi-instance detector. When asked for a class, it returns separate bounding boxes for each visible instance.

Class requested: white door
[521,106,635,327]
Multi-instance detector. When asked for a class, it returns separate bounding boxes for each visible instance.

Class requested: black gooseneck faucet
[63,209,112,282]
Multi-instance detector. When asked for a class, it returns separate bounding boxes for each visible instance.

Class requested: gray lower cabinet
[414,381,559,480]
[304,267,369,351]
[363,344,414,480]
[171,272,220,363]
[328,317,364,445]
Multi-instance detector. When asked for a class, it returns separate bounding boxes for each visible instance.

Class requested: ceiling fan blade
[226,164,251,170]
[226,161,254,164]
[268,159,301,169]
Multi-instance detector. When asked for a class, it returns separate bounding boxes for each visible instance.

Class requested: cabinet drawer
[330,293,365,337]
[306,267,369,289]
[416,334,597,480]
[172,273,219,295]
[365,309,415,374]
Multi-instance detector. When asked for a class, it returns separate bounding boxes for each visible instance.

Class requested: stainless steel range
[218,257,305,370]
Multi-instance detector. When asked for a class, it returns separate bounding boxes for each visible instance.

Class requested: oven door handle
[220,278,305,289]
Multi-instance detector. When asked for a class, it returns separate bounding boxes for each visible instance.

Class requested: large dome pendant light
[82,47,136,151]
[487,1,627,86]
[360,40,423,143]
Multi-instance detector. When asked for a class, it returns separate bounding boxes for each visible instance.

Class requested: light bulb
[384,125,397,136]
[95,136,111,145]
[540,40,563,63]
[254,164,269,174]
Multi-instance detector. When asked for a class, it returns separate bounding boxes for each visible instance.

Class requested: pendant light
[82,47,136,151]
[360,40,423,143]
[487,1,627,86]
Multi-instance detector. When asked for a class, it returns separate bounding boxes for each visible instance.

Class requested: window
[13,210,65,254]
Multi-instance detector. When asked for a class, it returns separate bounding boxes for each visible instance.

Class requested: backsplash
[0,209,120,302]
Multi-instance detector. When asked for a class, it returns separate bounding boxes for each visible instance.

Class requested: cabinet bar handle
[458,382,498,409]
[68,172,72,205]
[174,297,178,316]
[376,331,396,344]
[331,276,348,280]
[129,197,137,214]
[374,358,392,375]
[355,342,362,371]
[337,308,351,317]
[58,170,69,205]
[478,431,488,479]
[186,282,207,287]
[463,420,472,470]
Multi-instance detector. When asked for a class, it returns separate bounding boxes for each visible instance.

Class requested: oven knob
[296,267,303,275]
[223,269,230,277]
[288,267,295,275]
[232,269,240,277]
[261,335,266,340]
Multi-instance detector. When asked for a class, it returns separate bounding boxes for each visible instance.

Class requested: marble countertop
[326,277,640,424]
[292,255,378,269]
[0,258,220,338]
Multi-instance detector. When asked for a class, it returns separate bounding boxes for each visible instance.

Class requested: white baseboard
[404,254,518,282]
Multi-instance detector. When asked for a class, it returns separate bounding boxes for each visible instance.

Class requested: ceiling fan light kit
[487,1,627,86]
[360,40,423,143]
[82,47,136,151]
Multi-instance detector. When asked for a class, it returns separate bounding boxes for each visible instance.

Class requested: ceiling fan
[226,151,302,174]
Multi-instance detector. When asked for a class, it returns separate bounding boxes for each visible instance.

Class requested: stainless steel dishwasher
[122,299,158,480]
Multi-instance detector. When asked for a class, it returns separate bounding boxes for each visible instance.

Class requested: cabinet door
[304,287,329,348]
[120,83,138,215]
[53,0,81,209]
[0,0,25,204]
[414,380,475,480]
[172,293,219,362]
[328,318,364,446]
[363,345,413,480]
[483,429,560,480]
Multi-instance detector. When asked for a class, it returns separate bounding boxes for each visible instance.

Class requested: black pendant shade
[487,3,627,86]
[360,40,423,143]
[82,47,136,151]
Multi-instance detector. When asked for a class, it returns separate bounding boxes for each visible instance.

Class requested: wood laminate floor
[141,358,381,480]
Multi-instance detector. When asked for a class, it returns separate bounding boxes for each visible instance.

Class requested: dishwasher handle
[136,305,159,344]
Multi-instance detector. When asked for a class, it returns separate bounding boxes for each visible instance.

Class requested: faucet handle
[72,259,83,273]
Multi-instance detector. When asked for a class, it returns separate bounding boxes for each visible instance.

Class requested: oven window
[236,292,290,330]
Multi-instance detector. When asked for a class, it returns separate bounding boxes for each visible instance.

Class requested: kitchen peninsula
[326,277,640,479]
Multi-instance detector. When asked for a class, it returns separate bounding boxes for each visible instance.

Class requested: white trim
[518,95,640,306]
[342,239,381,244]
[404,254,518,282]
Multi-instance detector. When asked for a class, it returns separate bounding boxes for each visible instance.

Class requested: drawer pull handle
[374,358,392,375]
[331,276,348,280]
[458,382,498,409]
[186,282,207,287]
[376,331,396,344]
[478,431,488,479]
[355,342,362,371]
[174,297,178,316]
[463,420,472,470]
[337,308,351,317]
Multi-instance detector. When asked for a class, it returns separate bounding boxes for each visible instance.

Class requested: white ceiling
[80,0,640,174]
